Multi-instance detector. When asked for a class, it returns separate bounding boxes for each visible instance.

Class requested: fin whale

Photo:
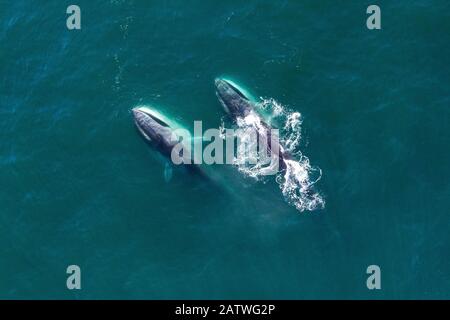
[214,78,291,171]
[133,107,178,157]
[132,106,206,178]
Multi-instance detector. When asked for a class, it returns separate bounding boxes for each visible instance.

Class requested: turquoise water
[1,0,449,299]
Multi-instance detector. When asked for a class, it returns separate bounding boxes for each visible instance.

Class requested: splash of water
[223,98,325,212]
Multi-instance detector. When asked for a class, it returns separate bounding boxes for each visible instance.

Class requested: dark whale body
[132,107,206,178]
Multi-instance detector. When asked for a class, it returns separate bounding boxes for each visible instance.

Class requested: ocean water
[1,0,449,299]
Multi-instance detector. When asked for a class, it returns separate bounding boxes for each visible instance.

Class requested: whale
[132,106,179,157]
[132,106,205,179]
[214,78,291,171]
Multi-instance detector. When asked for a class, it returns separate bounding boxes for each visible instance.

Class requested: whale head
[132,107,177,154]
[215,78,253,119]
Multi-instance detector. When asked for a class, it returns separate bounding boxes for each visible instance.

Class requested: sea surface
[1,0,449,299]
